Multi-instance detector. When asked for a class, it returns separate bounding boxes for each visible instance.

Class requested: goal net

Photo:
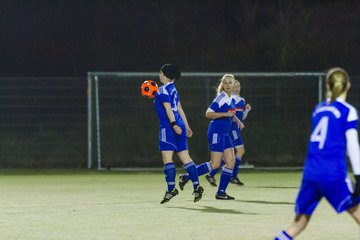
[87,72,325,170]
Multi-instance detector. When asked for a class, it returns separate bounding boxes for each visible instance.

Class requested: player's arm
[233,115,244,129]
[242,104,252,120]
[163,102,182,135]
[346,128,360,195]
[177,102,193,138]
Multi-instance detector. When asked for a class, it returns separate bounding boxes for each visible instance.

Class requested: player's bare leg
[347,204,360,225]
[286,215,311,237]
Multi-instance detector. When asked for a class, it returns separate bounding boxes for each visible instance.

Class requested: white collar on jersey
[163,82,174,87]
[220,91,232,98]
[336,96,346,102]
[325,96,346,104]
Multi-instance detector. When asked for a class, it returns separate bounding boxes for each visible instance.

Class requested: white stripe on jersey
[213,92,226,104]
[337,98,359,122]
[212,92,233,108]
[206,107,214,113]
[347,106,358,122]
[158,86,169,95]
[313,106,341,119]
[232,94,245,105]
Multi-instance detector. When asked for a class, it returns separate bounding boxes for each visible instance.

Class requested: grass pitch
[0,170,358,240]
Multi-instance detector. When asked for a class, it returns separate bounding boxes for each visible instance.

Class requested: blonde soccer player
[179,74,243,200]
[205,79,251,186]
[274,67,360,239]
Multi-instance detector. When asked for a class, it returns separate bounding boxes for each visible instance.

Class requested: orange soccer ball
[141,80,158,99]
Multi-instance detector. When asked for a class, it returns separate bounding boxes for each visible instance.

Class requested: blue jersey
[207,92,236,133]
[231,95,246,130]
[303,98,359,181]
[154,82,184,127]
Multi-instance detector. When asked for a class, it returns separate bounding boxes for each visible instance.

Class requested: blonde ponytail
[325,67,350,102]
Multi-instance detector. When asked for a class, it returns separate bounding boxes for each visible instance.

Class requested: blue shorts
[208,131,234,152]
[295,177,359,215]
[159,125,188,152]
[230,128,243,147]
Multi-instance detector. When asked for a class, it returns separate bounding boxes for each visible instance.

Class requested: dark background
[1,0,360,77]
[0,1,359,168]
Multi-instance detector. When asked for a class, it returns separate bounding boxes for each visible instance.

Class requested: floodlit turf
[0,170,358,240]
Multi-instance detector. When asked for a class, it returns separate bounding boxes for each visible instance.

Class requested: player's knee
[225,160,235,169]
[211,161,221,169]
[235,147,245,157]
[294,215,310,231]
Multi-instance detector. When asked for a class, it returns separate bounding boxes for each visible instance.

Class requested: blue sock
[183,161,199,190]
[274,230,293,240]
[209,160,225,177]
[163,162,176,192]
[184,162,212,182]
[232,156,241,179]
[217,167,233,194]
[196,162,212,176]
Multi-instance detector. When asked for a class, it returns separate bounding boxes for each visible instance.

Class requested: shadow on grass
[168,206,258,215]
[250,186,298,189]
[236,199,294,205]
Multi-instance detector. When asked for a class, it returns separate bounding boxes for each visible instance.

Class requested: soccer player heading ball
[274,67,360,240]
[154,63,204,204]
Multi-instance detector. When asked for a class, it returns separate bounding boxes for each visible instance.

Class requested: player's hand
[173,125,182,135]
[353,175,360,196]
[224,111,235,117]
[246,104,252,111]
[186,127,193,138]
[238,121,244,130]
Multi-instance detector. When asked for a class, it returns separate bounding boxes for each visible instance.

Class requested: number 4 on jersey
[310,116,329,149]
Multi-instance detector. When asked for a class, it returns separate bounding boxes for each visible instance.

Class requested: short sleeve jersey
[303,98,359,181]
[207,92,236,133]
[154,82,184,127]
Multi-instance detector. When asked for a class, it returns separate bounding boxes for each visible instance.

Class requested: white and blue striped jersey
[303,97,359,181]
[207,91,236,133]
[154,82,184,127]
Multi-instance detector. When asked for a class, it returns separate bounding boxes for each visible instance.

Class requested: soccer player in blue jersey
[274,67,360,240]
[205,79,251,186]
[154,64,204,204]
[179,74,243,200]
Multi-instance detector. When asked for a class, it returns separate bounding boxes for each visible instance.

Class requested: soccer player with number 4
[274,67,360,240]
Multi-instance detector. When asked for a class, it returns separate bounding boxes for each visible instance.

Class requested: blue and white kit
[206,92,236,152]
[154,82,187,152]
[296,97,359,214]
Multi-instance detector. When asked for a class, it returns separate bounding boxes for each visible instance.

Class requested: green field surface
[0,170,358,240]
